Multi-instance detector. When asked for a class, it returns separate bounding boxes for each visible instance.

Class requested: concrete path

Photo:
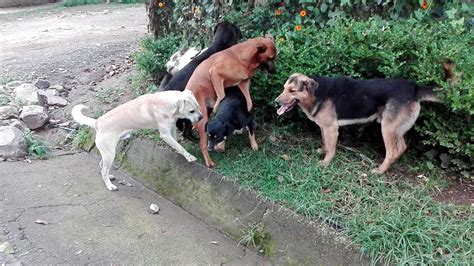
[0,153,267,264]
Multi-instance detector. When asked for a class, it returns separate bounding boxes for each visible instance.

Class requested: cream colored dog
[71,90,202,191]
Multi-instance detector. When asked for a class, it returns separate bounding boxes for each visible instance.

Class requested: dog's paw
[371,168,385,175]
[247,103,253,112]
[108,175,116,180]
[318,160,329,168]
[206,160,215,168]
[107,184,118,191]
[250,142,259,151]
[185,154,197,162]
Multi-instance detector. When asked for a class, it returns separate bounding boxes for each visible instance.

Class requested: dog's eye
[190,110,195,113]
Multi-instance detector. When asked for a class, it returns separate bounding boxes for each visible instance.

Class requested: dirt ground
[1,2,145,146]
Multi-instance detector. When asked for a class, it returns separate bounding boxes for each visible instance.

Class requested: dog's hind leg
[95,133,119,191]
[373,102,420,174]
[247,120,258,151]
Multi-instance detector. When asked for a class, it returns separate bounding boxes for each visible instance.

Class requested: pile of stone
[0,79,68,160]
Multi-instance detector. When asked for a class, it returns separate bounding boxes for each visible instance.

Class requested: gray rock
[34,79,51,90]
[14,83,43,106]
[0,126,27,159]
[5,81,22,89]
[38,90,67,106]
[19,105,49,129]
[49,84,65,93]
[440,153,452,168]
[0,105,19,120]
[0,86,6,94]
[424,149,438,160]
[0,119,29,132]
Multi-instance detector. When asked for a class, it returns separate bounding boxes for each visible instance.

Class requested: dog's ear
[304,78,319,95]
[256,43,267,53]
[175,98,186,115]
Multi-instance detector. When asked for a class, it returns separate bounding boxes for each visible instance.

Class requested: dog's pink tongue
[277,105,288,116]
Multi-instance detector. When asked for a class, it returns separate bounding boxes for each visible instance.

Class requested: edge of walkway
[117,138,370,265]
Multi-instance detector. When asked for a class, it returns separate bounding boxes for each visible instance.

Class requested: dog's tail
[71,104,97,129]
[416,60,458,102]
[415,85,439,102]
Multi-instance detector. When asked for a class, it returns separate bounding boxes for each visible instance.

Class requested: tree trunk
[146,0,174,39]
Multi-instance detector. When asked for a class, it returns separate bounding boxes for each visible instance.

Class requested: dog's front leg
[209,68,226,113]
[320,125,339,167]
[196,118,215,167]
[238,79,252,112]
[159,126,197,162]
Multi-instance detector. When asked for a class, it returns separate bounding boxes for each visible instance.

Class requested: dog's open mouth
[277,99,298,116]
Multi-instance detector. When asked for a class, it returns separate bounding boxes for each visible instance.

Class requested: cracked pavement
[0,153,267,264]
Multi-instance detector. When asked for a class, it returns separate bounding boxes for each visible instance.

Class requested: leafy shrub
[134,34,186,81]
[251,16,473,174]
[137,4,473,174]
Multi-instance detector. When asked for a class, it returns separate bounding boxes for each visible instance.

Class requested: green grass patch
[63,0,101,7]
[138,127,472,264]
[23,132,48,159]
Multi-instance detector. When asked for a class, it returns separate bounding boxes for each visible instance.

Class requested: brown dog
[185,36,277,167]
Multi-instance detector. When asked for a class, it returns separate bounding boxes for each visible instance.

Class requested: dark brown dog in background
[185,36,277,167]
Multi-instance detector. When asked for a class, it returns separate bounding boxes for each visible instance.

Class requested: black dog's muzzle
[261,60,276,74]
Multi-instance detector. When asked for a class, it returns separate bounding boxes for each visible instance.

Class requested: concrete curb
[119,138,370,265]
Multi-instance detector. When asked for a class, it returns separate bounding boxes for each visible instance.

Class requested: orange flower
[300,10,307,17]
[279,37,285,43]
[295,25,302,31]
[421,0,428,9]
[158,2,164,8]
[275,9,282,16]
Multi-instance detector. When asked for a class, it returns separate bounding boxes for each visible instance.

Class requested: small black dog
[205,87,258,152]
[160,21,242,140]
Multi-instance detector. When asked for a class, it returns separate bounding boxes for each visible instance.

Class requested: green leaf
[320,3,328,13]
[445,8,457,19]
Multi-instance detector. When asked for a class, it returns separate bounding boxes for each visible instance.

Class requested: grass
[23,132,48,159]
[63,0,143,6]
[94,86,126,104]
[72,126,95,150]
[0,95,9,106]
[238,222,274,255]
[139,126,472,264]
[63,0,101,7]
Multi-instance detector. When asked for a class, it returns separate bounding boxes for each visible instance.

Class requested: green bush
[134,34,187,82]
[252,16,473,174]
[136,5,473,174]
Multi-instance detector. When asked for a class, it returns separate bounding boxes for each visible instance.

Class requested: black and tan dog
[275,63,456,173]
[205,86,257,153]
